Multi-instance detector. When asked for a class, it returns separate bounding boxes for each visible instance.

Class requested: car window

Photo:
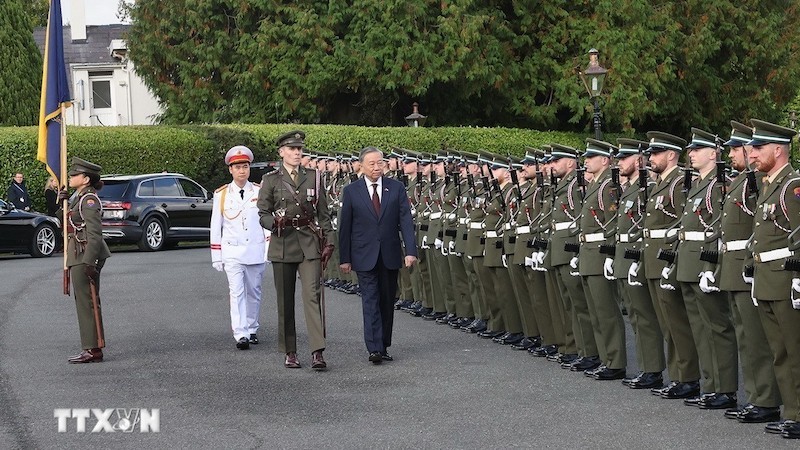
[153,178,181,197]
[138,180,154,197]
[178,178,205,198]
[97,181,130,199]
[0,199,7,210]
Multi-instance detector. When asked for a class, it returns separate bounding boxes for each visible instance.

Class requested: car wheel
[30,223,57,257]
[138,216,165,251]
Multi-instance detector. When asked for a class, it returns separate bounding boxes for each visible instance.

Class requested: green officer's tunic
[643,165,698,383]
[752,164,800,421]
[483,182,519,334]
[258,165,334,354]
[66,187,111,349]
[508,179,543,340]
[579,168,626,369]
[466,179,492,322]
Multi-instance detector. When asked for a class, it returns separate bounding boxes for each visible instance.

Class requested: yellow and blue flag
[37,0,72,184]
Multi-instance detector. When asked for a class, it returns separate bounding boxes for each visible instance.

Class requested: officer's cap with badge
[724,121,753,147]
[549,143,579,161]
[522,147,544,165]
[460,151,479,165]
[616,138,648,158]
[748,119,797,147]
[645,131,687,155]
[584,138,616,159]
[276,130,306,148]
[225,145,254,165]
[68,157,102,178]
[685,128,719,151]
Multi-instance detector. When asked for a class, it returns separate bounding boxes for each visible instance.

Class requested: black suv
[98,173,213,251]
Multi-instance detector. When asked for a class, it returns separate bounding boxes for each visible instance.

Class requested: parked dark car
[0,199,60,257]
[249,161,279,183]
[98,173,213,251]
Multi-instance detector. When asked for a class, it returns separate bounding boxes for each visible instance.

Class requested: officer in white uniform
[211,146,266,350]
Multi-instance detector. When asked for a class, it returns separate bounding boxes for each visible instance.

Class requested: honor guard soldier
[642,131,701,400]
[746,119,800,439]
[677,128,738,410]
[713,121,781,423]
[549,144,600,372]
[614,138,667,389]
[460,153,491,333]
[211,146,266,350]
[257,130,335,370]
[578,139,627,380]
[60,157,111,363]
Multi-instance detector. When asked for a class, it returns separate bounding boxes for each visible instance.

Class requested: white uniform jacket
[211,182,266,265]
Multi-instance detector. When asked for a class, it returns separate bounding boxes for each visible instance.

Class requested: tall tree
[0,0,44,126]
[121,0,800,135]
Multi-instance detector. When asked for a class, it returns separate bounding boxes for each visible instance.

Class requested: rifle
[700,136,728,266]
[89,277,105,348]
[576,160,587,202]
[509,155,523,205]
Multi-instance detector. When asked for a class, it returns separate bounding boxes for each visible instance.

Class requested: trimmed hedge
[1,124,614,212]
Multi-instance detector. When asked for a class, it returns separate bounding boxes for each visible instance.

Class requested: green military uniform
[442,156,473,323]
[676,128,737,398]
[612,139,666,385]
[642,131,700,390]
[716,122,781,416]
[748,119,800,427]
[64,158,111,355]
[549,144,598,365]
[578,139,626,374]
[457,154,487,330]
[257,131,335,355]
[465,156,494,332]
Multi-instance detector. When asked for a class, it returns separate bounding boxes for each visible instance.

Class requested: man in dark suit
[339,147,418,364]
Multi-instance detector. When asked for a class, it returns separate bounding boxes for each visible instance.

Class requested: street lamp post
[577,48,608,140]
[405,102,427,127]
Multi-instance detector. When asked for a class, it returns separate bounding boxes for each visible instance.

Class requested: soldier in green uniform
[676,128,737,409]
[388,150,416,310]
[612,139,666,389]
[711,121,781,423]
[61,157,111,364]
[422,152,453,321]
[642,132,702,400]
[578,139,627,380]
[460,154,490,333]
[441,152,474,328]
[466,154,496,335]
[258,130,335,370]
[549,144,600,371]
[746,119,800,439]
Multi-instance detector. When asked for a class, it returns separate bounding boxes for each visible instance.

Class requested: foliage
[120,0,800,136]
[0,0,43,126]
[26,0,49,28]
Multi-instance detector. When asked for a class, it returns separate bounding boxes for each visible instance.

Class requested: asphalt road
[0,247,796,449]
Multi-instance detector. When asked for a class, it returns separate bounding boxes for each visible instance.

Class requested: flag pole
[61,104,70,295]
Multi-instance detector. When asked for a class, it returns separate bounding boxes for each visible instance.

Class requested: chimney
[71,0,87,41]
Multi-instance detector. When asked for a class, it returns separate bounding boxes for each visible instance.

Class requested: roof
[33,25,130,83]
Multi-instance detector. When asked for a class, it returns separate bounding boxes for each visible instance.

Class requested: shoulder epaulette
[215,184,228,193]
[252,182,261,188]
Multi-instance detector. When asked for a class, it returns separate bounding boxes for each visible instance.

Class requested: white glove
[212,261,224,272]
[434,238,443,249]
[627,261,642,286]
[660,266,675,290]
[448,240,456,253]
[792,278,800,310]
[603,258,614,281]
[501,254,508,268]
[569,256,579,269]
[536,251,545,265]
[698,271,720,294]
[524,256,534,268]
[742,271,754,285]
[421,236,429,249]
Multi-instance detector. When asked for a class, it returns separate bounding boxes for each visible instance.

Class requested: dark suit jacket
[338,176,417,272]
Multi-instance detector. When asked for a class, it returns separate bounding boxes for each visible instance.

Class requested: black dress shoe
[594,367,626,381]
[499,333,524,345]
[436,313,457,324]
[311,350,327,370]
[368,352,383,365]
[463,319,487,333]
[511,337,535,350]
[478,329,505,339]
[782,421,800,439]
[423,311,446,321]
[402,301,422,312]
[395,299,413,310]
[492,332,512,343]
[450,317,472,329]
[737,405,781,424]
[555,353,578,364]
[584,364,605,377]
[236,337,250,350]
[380,351,393,361]
[411,307,432,317]
[683,394,705,407]
[766,420,794,434]
[724,405,744,420]
[629,372,663,389]
[698,392,737,410]
[530,344,558,357]
[661,381,700,399]
[570,355,601,372]
[249,334,259,345]
[652,380,678,396]
[622,371,643,386]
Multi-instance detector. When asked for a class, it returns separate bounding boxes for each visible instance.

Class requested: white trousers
[224,262,265,340]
